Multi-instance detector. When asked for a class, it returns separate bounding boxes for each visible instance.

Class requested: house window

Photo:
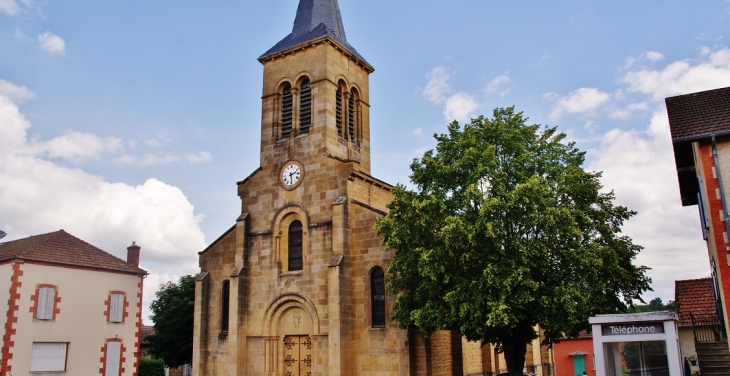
[221,281,230,332]
[281,83,293,138]
[30,342,68,372]
[288,220,303,271]
[35,285,57,320]
[371,267,386,327]
[299,79,311,133]
[336,86,343,137]
[108,292,125,323]
[348,89,356,142]
[104,340,122,376]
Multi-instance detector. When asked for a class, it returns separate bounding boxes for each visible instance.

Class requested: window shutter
[105,341,121,376]
[36,287,55,320]
[281,84,293,137]
[110,294,124,323]
[299,79,311,133]
[288,221,303,271]
[30,342,67,371]
[348,92,355,142]
[336,87,343,136]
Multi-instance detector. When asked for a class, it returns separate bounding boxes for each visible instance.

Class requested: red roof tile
[675,277,717,327]
[666,86,730,141]
[0,229,147,275]
[141,325,155,344]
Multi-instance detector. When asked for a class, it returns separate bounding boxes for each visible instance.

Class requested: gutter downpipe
[712,136,730,253]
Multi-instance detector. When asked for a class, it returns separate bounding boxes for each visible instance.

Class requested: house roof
[674,277,717,327]
[259,0,371,70]
[665,86,730,206]
[0,229,147,276]
[666,86,730,142]
[140,325,155,344]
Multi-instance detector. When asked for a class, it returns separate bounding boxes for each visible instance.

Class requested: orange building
[553,332,595,376]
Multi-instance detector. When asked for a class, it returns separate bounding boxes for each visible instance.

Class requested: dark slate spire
[259,0,370,68]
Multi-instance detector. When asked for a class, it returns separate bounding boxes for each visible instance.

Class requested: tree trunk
[502,326,533,376]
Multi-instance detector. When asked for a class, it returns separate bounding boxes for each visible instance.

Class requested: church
[192,1,553,375]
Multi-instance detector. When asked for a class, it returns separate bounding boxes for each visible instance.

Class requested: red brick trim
[99,338,126,376]
[698,142,730,331]
[29,284,61,320]
[104,291,129,323]
[0,262,23,376]
[132,279,143,376]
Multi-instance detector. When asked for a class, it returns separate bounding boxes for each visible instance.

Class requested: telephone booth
[590,312,681,376]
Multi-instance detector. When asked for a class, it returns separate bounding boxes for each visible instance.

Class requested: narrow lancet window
[281,83,293,137]
[288,221,303,271]
[299,79,311,133]
[371,267,386,327]
[221,281,230,332]
[336,87,343,137]
[348,90,355,142]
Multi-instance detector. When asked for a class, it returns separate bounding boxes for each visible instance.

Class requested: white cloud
[0,79,205,323]
[621,47,730,101]
[0,79,36,103]
[549,87,611,119]
[37,31,66,55]
[484,74,510,97]
[186,151,212,163]
[409,127,424,137]
[0,0,20,15]
[32,131,123,161]
[645,51,665,62]
[610,101,649,120]
[423,66,479,123]
[116,153,181,166]
[588,109,708,302]
[144,135,172,148]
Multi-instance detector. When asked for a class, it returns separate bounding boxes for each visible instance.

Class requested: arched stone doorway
[262,294,320,375]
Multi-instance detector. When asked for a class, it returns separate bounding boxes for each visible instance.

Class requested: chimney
[127,241,141,267]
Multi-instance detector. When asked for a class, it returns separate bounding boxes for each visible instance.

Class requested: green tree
[146,274,196,368]
[375,107,651,376]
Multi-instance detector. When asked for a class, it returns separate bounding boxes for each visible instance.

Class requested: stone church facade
[192,1,554,375]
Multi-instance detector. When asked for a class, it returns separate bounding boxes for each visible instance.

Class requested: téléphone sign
[601,322,665,336]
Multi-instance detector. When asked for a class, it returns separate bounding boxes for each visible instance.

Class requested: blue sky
[2,0,730,322]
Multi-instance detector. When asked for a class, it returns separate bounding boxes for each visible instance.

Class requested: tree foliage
[138,357,165,376]
[375,107,651,376]
[146,274,196,368]
[627,297,675,313]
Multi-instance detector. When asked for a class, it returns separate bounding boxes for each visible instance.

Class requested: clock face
[282,163,301,186]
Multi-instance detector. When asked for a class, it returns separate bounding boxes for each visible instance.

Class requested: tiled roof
[666,86,730,141]
[141,325,155,344]
[0,229,147,275]
[259,0,370,68]
[675,277,717,327]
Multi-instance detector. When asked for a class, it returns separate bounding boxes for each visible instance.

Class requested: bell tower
[257,0,374,175]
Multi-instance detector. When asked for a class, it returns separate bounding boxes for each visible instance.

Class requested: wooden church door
[283,335,312,376]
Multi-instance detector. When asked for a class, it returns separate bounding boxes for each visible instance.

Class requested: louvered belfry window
[221,281,230,332]
[281,83,293,137]
[336,87,343,137]
[288,220,303,271]
[299,79,311,133]
[371,267,386,327]
[348,90,355,142]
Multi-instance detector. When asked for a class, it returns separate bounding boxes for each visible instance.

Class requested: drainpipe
[711,136,730,252]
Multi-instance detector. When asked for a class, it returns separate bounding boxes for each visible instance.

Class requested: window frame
[221,280,230,332]
[281,83,293,138]
[107,291,126,323]
[288,220,304,271]
[32,284,58,321]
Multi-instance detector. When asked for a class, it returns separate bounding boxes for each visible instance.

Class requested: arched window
[299,79,311,133]
[281,83,293,138]
[288,221,303,271]
[221,281,230,332]
[348,89,356,142]
[335,86,343,137]
[371,267,385,327]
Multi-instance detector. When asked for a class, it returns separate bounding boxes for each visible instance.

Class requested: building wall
[553,338,594,376]
[8,262,141,375]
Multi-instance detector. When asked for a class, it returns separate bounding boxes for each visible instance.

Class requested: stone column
[192,272,209,376]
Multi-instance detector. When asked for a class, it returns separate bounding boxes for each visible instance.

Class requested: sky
[2,0,730,323]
